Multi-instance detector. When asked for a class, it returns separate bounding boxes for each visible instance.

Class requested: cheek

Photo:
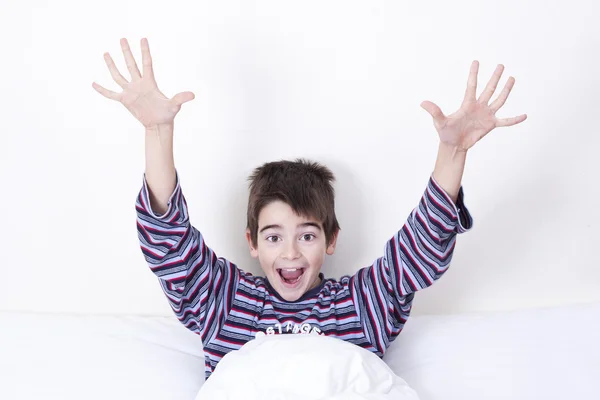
[256,246,278,265]
[304,244,326,267]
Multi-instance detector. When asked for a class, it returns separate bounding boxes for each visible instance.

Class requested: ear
[326,230,339,256]
[246,229,259,258]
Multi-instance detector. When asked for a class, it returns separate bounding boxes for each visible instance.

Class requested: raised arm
[93,38,237,340]
[92,38,195,212]
[353,60,527,355]
[424,60,527,200]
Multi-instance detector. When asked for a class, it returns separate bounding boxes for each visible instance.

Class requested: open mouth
[277,267,306,288]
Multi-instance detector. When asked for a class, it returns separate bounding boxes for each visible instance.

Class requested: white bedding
[196,333,420,400]
[0,313,204,399]
[385,300,600,400]
[1,300,599,400]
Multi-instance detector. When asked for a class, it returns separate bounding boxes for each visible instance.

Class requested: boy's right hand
[92,38,195,130]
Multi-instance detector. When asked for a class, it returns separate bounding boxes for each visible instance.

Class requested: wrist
[438,141,468,159]
[432,142,467,204]
[145,123,174,137]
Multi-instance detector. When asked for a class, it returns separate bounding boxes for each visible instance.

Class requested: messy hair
[247,159,340,247]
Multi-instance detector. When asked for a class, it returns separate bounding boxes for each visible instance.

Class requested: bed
[2,300,598,400]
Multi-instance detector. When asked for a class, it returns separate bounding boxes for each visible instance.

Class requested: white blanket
[2,301,598,399]
[196,333,420,400]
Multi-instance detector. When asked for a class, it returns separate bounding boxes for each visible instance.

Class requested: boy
[92,38,527,380]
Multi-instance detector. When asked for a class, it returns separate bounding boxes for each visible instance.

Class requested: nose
[282,240,301,260]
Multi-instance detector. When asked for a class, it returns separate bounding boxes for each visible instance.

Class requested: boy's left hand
[420,61,527,152]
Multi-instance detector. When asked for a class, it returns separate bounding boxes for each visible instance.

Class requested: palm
[92,38,194,129]
[120,80,176,128]
[436,101,496,149]
[421,61,527,151]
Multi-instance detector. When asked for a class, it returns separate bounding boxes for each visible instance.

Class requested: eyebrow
[259,222,322,233]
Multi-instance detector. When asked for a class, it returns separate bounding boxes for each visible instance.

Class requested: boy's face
[246,200,337,302]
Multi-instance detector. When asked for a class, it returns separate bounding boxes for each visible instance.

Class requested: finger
[172,91,195,107]
[462,60,479,103]
[496,114,527,127]
[140,38,155,81]
[92,82,121,101]
[420,100,444,121]
[103,52,128,88]
[478,64,504,104]
[120,38,142,80]
[489,76,515,113]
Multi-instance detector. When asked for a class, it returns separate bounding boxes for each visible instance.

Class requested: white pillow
[196,333,420,400]
[383,301,600,400]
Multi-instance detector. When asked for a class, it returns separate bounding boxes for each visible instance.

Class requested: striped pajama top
[135,172,473,380]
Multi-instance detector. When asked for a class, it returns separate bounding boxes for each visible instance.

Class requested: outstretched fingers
[462,60,479,104]
[171,91,196,108]
[420,100,445,121]
[489,76,515,113]
[92,82,120,101]
[478,64,504,104]
[120,38,142,80]
[140,38,155,82]
[496,114,527,127]
[103,52,128,88]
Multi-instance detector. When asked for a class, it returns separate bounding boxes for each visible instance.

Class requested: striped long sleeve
[351,174,473,355]
[135,172,473,380]
[135,173,238,343]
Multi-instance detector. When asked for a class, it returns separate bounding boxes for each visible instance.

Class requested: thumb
[420,100,444,121]
[171,91,195,107]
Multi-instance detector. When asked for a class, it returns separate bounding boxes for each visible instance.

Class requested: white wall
[1,0,598,317]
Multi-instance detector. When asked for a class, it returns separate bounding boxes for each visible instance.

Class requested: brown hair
[247,159,340,247]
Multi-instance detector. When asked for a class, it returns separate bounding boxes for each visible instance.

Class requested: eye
[300,233,316,241]
[266,235,280,243]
